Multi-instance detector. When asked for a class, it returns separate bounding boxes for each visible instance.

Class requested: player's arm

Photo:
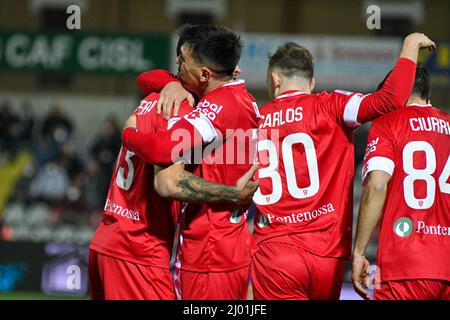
[136,69,195,118]
[341,33,436,127]
[352,170,391,300]
[352,118,395,300]
[154,163,259,206]
[122,115,205,166]
[136,69,178,95]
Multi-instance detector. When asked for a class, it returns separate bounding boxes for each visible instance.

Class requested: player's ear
[233,65,242,80]
[271,72,281,89]
[310,77,316,91]
[199,67,211,83]
[268,72,282,99]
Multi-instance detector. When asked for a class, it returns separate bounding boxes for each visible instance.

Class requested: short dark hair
[176,23,191,57]
[377,65,431,101]
[176,24,242,77]
[411,65,431,101]
[268,42,314,80]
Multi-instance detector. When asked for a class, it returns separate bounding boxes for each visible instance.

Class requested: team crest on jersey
[257,212,270,228]
[229,208,245,224]
[393,217,413,238]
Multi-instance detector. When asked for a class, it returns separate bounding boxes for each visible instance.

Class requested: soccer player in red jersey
[89,92,192,300]
[352,66,450,300]
[89,31,257,300]
[250,33,436,300]
[121,25,260,299]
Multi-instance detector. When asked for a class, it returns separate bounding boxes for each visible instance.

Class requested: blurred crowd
[0,100,121,242]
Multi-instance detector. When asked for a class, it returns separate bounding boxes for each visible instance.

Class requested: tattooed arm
[154,163,259,206]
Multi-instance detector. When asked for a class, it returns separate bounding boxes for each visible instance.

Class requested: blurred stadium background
[0,0,448,300]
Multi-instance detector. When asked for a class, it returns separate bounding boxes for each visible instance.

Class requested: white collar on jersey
[407,103,432,108]
[275,91,308,100]
[221,79,245,87]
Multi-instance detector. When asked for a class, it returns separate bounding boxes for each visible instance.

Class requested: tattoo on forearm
[174,172,241,203]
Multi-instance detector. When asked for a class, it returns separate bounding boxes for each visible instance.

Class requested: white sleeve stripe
[362,156,395,182]
[252,102,261,118]
[184,113,218,144]
[343,93,370,128]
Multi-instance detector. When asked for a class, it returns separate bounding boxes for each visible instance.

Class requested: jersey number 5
[115,147,136,191]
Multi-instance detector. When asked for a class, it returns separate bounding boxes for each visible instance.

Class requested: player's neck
[275,84,311,98]
[203,77,234,94]
[406,96,429,106]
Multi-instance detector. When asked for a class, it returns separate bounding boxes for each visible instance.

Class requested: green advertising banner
[0,30,169,75]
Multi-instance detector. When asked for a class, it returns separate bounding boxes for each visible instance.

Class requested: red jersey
[362,104,450,281]
[178,80,260,272]
[90,93,192,268]
[252,57,417,259]
[123,72,260,272]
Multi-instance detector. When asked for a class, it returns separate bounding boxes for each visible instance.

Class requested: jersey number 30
[253,133,320,205]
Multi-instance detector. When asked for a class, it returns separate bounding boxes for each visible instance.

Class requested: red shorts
[375,279,450,300]
[251,242,345,300]
[173,266,250,300]
[89,249,175,300]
